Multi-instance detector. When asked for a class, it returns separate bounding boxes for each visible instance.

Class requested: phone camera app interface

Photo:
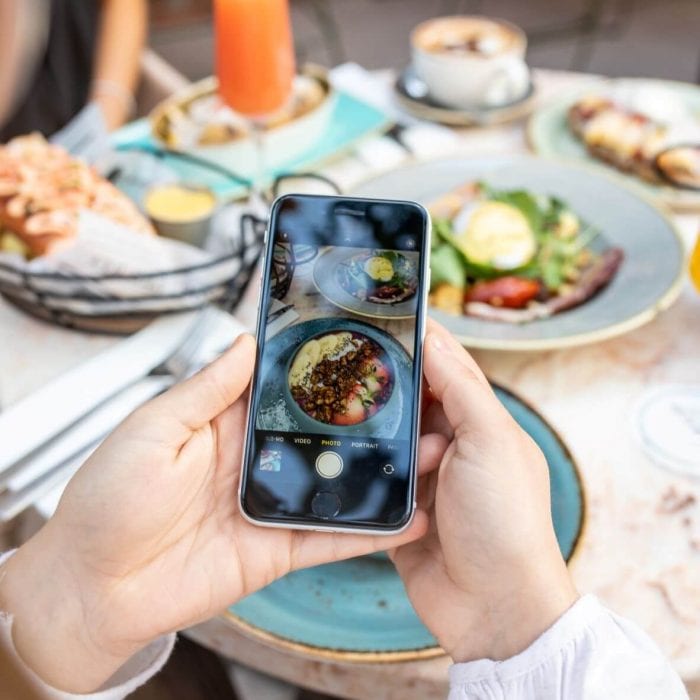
[247,197,425,527]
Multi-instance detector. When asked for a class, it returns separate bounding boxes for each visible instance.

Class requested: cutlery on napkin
[0,444,98,523]
[0,308,247,521]
[0,376,175,494]
[0,311,201,473]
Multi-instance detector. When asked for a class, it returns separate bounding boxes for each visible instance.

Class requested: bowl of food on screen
[285,330,397,433]
[313,248,419,319]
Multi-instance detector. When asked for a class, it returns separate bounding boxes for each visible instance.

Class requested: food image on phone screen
[240,195,429,532]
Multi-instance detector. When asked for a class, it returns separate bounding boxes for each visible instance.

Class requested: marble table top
[2,68,699,696]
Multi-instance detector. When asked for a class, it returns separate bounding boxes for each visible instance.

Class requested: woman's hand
[0,333,443,693]
[390,321,578,664]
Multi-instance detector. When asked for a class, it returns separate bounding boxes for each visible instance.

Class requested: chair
[135,48,191,117]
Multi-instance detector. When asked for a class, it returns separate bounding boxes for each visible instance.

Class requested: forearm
[448,596,688,700]
[90,0,148,129]
[0,0,49,126]
[0,533,117,692]
[0,545,175,698]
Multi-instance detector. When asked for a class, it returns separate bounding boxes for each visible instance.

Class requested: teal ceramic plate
[227,385,584,661]
[351,156,685,351]
[528,77,700,211]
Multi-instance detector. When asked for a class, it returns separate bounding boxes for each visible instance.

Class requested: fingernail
[232,333,252,347]
[429,333,446,352]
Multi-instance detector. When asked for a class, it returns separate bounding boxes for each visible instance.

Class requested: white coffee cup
[411,16,530,109]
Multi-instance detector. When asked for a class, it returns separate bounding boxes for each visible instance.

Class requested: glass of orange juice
[214,0,296,195]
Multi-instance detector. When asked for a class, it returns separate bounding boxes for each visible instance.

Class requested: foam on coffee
[414,16,519,57]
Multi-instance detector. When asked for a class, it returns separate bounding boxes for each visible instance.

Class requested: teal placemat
[112,90,391,200]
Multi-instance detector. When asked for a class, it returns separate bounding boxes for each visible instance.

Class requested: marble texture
[1,69,699,696]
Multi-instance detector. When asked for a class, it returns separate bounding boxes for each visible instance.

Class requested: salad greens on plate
[429,181,623,323]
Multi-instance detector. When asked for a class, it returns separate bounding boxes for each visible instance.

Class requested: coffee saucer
[395,65,537,127]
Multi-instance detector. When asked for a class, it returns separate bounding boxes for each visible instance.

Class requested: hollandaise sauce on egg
[364,255,394,282]
[453,201,537,270]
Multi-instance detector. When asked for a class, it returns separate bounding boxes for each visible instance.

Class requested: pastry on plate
[568,95,669,182]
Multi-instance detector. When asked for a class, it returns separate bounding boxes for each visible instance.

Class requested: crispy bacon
[465,248,624,323]
[464,277,540,309]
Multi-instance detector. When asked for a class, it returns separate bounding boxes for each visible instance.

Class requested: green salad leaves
[430,183,599,293]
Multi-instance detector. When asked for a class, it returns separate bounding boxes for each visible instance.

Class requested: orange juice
[690,233,700,293]
[214,0,296,117]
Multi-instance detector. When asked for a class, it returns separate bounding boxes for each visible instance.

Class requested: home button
[311,491,341,519]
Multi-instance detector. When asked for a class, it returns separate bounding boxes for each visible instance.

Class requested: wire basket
[0,169,340,334]
[0,212,265,334]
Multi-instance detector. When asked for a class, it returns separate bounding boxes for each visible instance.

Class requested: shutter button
[315,451,343,479]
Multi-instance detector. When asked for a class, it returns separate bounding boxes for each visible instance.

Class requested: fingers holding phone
[391,324,578,663]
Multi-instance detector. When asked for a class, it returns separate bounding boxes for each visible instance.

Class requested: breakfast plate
[255,318,413,439]
[528,77,700,211]
[350,156,685,351]
[227,384,584,660]
[395,65,537,127]
[312,247,419,319]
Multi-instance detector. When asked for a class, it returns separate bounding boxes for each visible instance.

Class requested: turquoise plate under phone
[227,385,584,661]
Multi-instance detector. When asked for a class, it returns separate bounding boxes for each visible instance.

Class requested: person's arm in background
[0,0,49,128]
[389,321,688,700]
[89,0,148,130]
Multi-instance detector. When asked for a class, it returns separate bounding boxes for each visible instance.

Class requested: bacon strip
[465,248,624,323]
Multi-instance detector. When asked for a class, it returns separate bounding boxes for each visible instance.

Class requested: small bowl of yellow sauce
[144,183,217,248]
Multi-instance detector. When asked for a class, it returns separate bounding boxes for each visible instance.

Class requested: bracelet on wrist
[91,78,137,117]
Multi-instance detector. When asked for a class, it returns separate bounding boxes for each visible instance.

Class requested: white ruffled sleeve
[448,595,688,700]
[1,550,175,699]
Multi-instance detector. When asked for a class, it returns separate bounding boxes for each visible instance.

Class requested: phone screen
[241,195,429,531]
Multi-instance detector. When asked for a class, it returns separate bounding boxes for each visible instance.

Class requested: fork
[0,308,231,522]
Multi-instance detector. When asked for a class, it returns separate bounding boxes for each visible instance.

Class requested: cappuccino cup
[411,16,529,109]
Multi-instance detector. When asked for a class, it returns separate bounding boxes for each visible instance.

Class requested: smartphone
[239,194,430,534]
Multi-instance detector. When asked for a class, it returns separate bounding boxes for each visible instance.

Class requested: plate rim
[349,154,686,351]
[222,382,587,662]
[526,76,700,211]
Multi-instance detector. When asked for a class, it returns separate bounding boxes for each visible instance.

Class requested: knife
[0,443,97,523]
[0,311,198,473]
[0,375,174,492]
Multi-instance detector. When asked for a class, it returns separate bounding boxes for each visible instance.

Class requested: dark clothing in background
[0,0,100,142]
